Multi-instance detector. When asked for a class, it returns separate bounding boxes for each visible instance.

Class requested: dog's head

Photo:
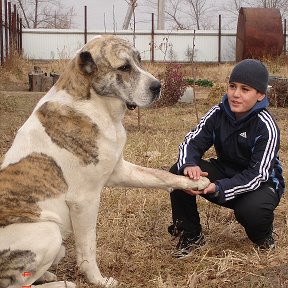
[57,35,161,110]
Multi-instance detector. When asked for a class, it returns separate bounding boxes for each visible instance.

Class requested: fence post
[0,0,3,65]
[4,0,8,59]
[84,5,87,44]
[12,4,16,51]
[8,1,11,54]
[19,17,22,54]
[17,12,19,52]
[0,1,21,65]
[218,14,221,63]
[284,19,286,55]
[151,13,154,62]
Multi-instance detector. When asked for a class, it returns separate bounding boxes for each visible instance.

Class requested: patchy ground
[0,91,43,157]
[0,61,288,288]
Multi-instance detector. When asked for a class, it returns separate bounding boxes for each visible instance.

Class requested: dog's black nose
[150,81,161,94]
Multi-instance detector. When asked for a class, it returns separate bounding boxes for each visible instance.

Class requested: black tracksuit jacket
[177,94,285,203]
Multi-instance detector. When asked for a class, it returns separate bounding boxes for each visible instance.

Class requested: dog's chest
[97,121,127,162]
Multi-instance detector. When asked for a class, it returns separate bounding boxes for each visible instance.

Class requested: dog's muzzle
[126,80,161,110]
[150,81,161,99]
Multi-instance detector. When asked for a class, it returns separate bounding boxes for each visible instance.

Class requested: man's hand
[184,182,217,196]
[183,166,208,180]
[183,166,215,196]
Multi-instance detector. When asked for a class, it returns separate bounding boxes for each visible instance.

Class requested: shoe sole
[171,241,206,259]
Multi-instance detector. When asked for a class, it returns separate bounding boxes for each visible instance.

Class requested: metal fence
[22,28,236,62]
[1,1,288,64]
[0,0,22,66]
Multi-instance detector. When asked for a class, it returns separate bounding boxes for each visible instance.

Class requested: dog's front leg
[66,197,100,280]
[66,195,115,286]
[107,159,210,191]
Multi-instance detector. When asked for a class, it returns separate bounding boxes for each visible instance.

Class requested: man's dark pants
[169,159,280,245]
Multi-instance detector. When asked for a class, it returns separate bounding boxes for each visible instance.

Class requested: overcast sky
[59,0,241,31]
[61,0,154,31]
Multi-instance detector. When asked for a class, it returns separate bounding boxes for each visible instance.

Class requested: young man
[169,59,285,258]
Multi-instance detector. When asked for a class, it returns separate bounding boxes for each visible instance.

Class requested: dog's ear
[78,51,97,74]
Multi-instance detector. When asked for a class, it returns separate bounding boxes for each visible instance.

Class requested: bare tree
[123,0,138,31]
[250,0,288,7]
[246,0,288,18]
[183,0,210,29]
[221,0,288,28]
[221,0,248,16]
[146,0,215,30]
[218,0,249,28]
[165,0,187,29]
[144,0,288,30]
[12,0,75,29]
[45,7,76,29]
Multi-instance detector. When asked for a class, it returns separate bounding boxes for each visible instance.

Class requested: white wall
[22,29,237,62]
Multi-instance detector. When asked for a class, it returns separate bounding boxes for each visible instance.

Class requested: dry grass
[0,56,288,288]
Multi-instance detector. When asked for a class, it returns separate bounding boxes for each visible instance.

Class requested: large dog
[0,35,209,288]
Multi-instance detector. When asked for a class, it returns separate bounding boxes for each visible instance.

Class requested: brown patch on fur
[0,249,36,287]
[84,36,134,67]
[0,153,67,227]
[55,54,96,100]
[37,102,99,165]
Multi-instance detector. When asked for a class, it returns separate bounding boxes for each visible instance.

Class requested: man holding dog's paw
[168,59,285,258]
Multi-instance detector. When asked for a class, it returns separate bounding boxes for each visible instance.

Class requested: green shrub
[185,78,214,87]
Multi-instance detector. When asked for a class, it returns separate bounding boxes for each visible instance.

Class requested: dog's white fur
[0,35,209,288]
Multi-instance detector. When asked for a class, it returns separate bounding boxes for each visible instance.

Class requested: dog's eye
[118,64,131,72]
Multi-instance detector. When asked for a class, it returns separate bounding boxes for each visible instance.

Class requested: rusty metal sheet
[236,7,284,61]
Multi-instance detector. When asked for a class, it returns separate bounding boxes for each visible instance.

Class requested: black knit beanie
[229,59,269,94]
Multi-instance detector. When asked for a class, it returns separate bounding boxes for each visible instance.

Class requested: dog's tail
[0,248,36,288]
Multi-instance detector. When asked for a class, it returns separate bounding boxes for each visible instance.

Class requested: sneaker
[257,234,276,250]
[172,232,205,258]
[168,224,182,237]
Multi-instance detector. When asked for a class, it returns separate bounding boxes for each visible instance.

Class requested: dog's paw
[86,275,118,287]
[34,271,57,284]
[187,176,210,191]
[197,176,210,190]
[103,277,118,287]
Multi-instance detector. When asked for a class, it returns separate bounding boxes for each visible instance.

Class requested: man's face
[227,82,265,119]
